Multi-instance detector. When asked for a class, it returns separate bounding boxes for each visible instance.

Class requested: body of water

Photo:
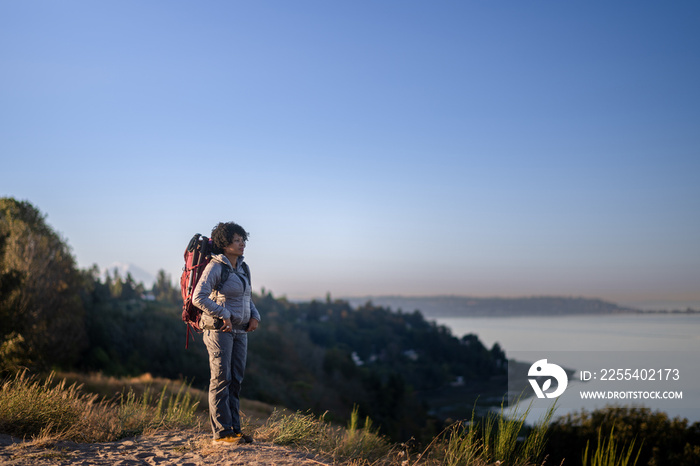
[435,313,700,424]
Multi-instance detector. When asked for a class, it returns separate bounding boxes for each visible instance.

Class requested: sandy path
[0,429,332,466]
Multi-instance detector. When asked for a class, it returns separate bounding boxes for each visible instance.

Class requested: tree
[546,406,700,466]
[0,198,87,371]
[109,267,124,299]
[123,271,139,300]
[152,269,180,304]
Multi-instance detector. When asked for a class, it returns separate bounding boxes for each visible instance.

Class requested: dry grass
[56,370,273,430]
[255,407,400,465]
[0,370,201,443]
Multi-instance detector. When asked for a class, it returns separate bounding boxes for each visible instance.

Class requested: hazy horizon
[96,261,700,312]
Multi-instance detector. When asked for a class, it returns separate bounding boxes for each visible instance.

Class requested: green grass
[339,405,393,460]
[438,413,482,466]
[582,425,642,466]
[416,398,555,466]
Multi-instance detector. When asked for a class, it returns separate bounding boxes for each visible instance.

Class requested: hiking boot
[212,433,242,445]
[238,433,254,444]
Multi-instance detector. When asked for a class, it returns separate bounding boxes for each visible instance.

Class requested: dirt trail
[0,428,332,466]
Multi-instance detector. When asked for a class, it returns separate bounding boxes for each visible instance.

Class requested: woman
[193,221,260,444]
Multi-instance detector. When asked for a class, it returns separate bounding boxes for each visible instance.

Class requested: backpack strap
[242,262,251,287]
[215,263,231,292]
[230,262,251,291]
[213,261,250,292]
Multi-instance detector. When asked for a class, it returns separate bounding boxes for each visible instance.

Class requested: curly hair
[210,222,249,254]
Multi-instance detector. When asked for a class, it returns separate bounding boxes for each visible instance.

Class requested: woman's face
[223,234,246,258]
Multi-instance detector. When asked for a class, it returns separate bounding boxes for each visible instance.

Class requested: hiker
[193,221,260,445]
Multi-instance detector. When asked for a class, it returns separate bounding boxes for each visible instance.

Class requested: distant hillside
[343,295,638,318]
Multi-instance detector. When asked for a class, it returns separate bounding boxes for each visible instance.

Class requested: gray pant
[203,329,248,439]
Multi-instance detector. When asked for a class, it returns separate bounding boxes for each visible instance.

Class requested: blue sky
[2,1,699,306]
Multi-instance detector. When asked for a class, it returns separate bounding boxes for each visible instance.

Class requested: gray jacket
[192,254,261,332]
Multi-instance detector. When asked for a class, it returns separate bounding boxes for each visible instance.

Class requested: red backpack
[180,233,229,347]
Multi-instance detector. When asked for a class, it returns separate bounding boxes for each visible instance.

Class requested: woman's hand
[247,318,259,332]
[221,317,233,332]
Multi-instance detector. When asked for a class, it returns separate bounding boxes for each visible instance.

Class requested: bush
[546,406,700,466]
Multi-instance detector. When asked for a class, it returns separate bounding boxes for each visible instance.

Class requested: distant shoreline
[340,295,699,318]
